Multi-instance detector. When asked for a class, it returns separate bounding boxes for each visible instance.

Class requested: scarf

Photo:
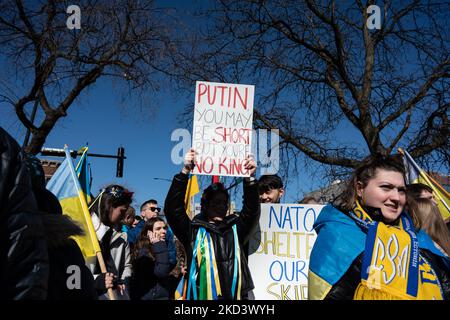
[349,201,444,300]
[187,225,242,300]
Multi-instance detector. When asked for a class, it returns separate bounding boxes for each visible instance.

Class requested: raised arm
[237,154,261,243]
[163,148,197,246]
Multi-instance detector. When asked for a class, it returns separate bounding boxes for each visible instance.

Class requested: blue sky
[1,73,340,212]
[0,0,379,213]
[3,1,443,213]
[1,79,188,211]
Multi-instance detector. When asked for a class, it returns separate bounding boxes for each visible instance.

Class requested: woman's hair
[200,182,230,214]
[131,217,166,260]
[335,154,405,212]
[89,184,133,227]
[407,198,450,256]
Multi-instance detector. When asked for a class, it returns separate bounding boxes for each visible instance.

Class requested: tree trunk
[24,116,59,155]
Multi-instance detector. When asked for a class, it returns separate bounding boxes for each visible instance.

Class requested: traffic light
[116,147,125,177]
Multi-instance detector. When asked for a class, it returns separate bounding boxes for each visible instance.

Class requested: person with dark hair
[0,127,49,299]
[308,155,450,300]
[25,154,95,300]
[258,174,284,203]
[127,198,178,269]
[88,184,133,299]
[125,199,160,244]
[140,199,161,221]
[164,148,260,300]
[129,217,172,300]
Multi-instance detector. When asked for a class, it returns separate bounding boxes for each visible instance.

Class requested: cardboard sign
[192,81,255,177]
[248,204,324,300]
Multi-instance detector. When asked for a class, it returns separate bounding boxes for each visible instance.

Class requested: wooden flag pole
[96,252,117,300]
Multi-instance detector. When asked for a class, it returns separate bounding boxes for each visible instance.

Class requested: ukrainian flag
[400,148,450,220]
[47,146,100,263]
[185,174,200,216]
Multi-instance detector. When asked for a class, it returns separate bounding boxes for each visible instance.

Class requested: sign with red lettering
[192,81,255,177]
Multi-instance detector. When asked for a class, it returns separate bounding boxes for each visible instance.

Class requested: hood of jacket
[41,214,84,248]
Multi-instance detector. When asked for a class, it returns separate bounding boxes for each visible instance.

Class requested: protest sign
[192,81,255,177]
[248,203,324,300]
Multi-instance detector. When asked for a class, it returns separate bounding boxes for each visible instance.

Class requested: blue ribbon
[187,227,205,300]
[231,224,239,299]
[206,232,218,299]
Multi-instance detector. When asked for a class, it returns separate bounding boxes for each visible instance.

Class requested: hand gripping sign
[192,81,255,177]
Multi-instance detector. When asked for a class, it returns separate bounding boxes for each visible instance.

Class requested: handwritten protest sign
[192,81,255,177]
[248,204,324,300]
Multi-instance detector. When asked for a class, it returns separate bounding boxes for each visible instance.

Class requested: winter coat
[0,127,49,299]
[130,241,172,300]
[89,213,132,300]
[30,183,95,300]
[41,213,96,300]
[164,173,261,299]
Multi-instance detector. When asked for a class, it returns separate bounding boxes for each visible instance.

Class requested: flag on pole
[184,174,200,216]
[47,146,101,262]
[75,146,91,204]
[174,276,187,300]
[400,148,450,220]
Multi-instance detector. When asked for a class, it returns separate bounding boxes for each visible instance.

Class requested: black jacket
[325,249,450,300]
[39,212,96,300]
[164,173,261,299]
[130,241,172,300]
[0,127,49,299]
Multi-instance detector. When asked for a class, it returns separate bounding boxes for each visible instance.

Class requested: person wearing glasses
[127,199,177,270]
[141,199,180,269]
[125,200,160,245]
[140,199,161,221]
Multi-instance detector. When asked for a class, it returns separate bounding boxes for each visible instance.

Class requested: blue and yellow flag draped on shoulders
[308,204,448,300]
[400,148,450,220]
[46,146,100,263]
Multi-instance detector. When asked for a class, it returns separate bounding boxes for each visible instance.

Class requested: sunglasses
[149,207,161,212]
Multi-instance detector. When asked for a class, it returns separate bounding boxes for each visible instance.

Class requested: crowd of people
[1,126,449,300]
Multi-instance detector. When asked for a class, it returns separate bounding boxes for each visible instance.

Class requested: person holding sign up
[164,148,260,300]
[308,155,450,300]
